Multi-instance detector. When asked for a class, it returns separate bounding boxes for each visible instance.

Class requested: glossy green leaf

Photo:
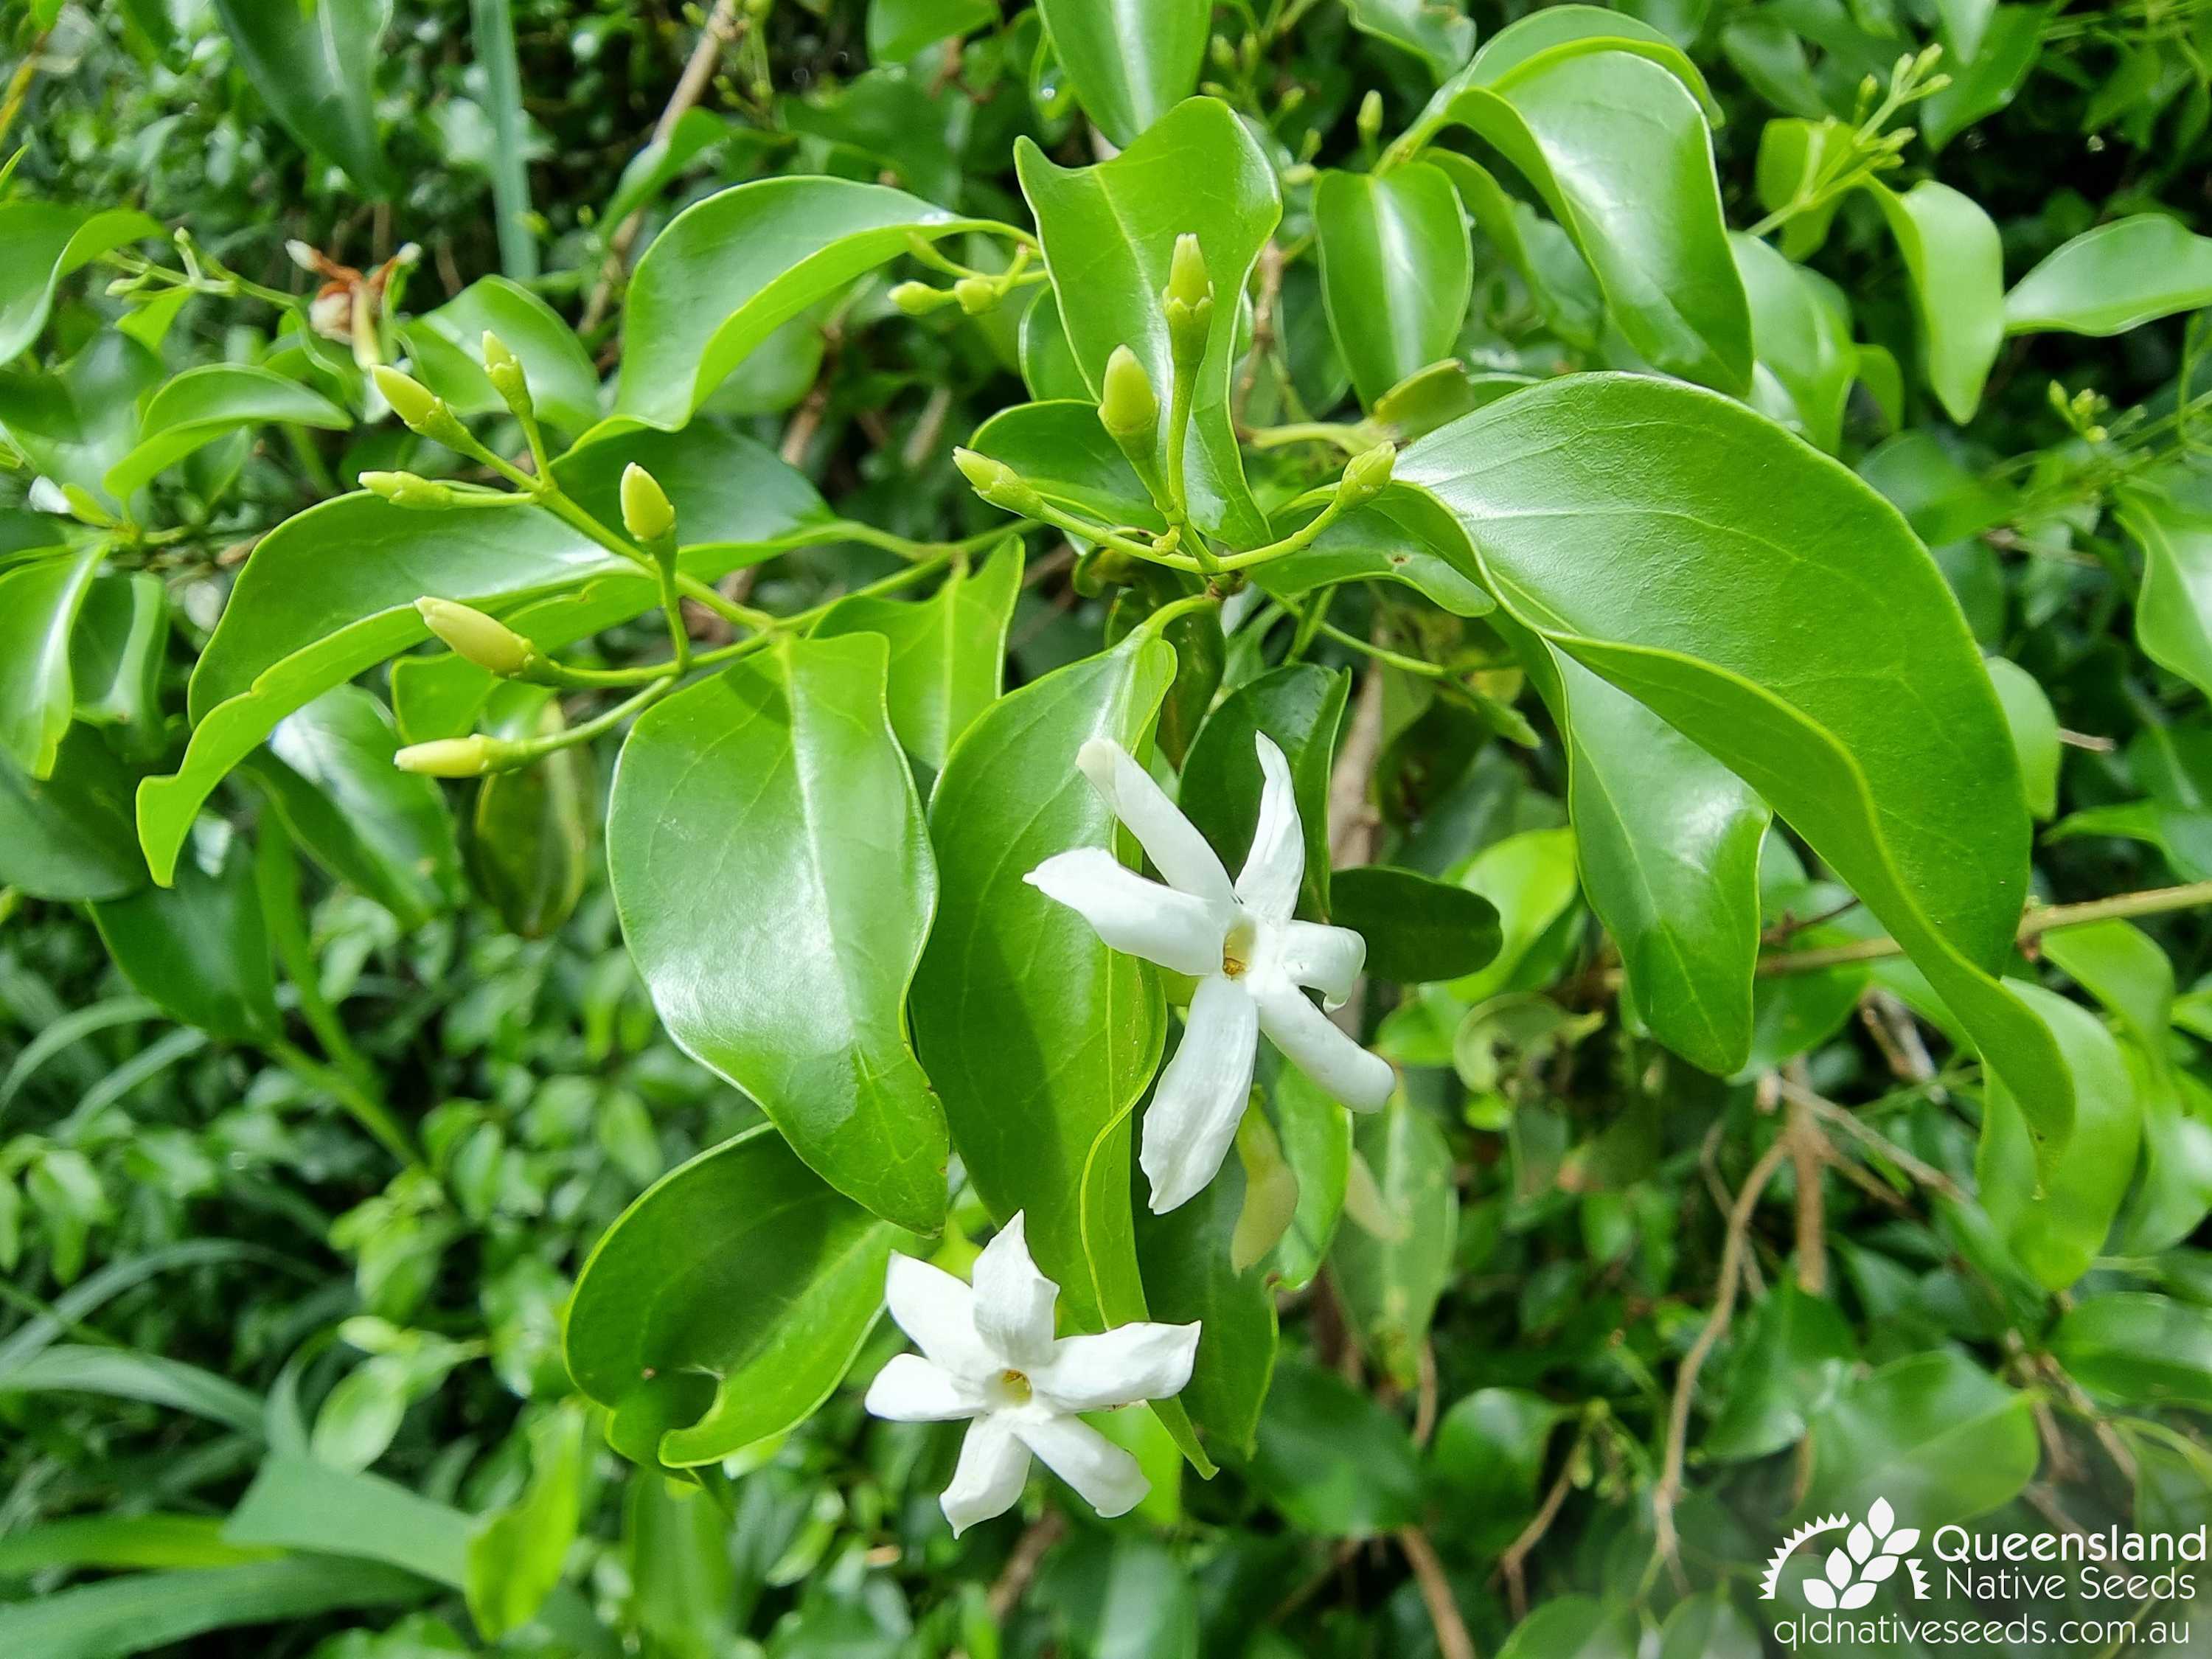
[969,398,1163,530]
[1753,116,1854,261]
[1703,1279,1855,1461]
[1865,180,2003,425]
[1331,1099,1457,1387]
[1399,373,2076,1156]
[406,277,600,434]
[1447,826,1579,1004]
[1255,493,1496,618]
[91,825,279,1043]
[1656,1596,1762,1659]
[466,689,590,940]
[614,178,991,429]
[609,634,949,1234]
[69,571,167,734]
[1133,1113,1278,1458]
[565,1124,895,1467]
[1978,981,2136,1288]
[254,686,461,928]
[1018,287,1091,402]
[1034,0,1207,146]
[1461,6,1718,114]
[1248,1357,1422,1537]
[2051,1293,2212,1410]
[1018,98,1281,547]
[0,330,164,504]
[2004,215,2212,337]
[1107,569,1221,768]
[0,545,101,778]
[139,427,829,884]
[1733,232,1854,454]
[1344,0,1476,79]
[1430,151,1603,351]
[813,540,1022,790]
[1985,657,2059,819]
[0,204,161,366]
[1935,0,1997,62]
[1329,865,1501,983]
[105,365,349,498]
[0,1514,271,1575]
[1528,641,1767,1075]
[1180,663,1349,922]
[466,1403,586,1641]
[1802,1349,2037,1528]
[211,0,390,191]
[0,1557,428,1659]
[1403,46,1750,392]
[869,0,998,61]
[1496,1598,1638,1659]
[910,628,1211,1468]
[1430,1387,1571,1551]
[2118,465,2212,702]
[1268,1065,1351,1292]
[0,728,145,901]
[1313,164,1470,408]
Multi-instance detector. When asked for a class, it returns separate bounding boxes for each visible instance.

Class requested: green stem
[1244,421,1370,453]
[1128,589,1221,646]
[1215,495,1348,571]
[1314,619,1448,678]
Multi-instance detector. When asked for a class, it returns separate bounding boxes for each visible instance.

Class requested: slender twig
[1649,1133,1793,1579]
[1496,1436,1582,1621]
[1774,1077,1966,1203]
[1758,880,2212,975]
[1397,1527,1478,1659]
[986,1509,1067,1621]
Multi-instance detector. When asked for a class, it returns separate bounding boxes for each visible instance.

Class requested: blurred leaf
[0,544,101,778]
[1314,163,1471,407]
[91,824,279,1042]
[1330,865,1501,983]
[105,365,349,498]
[1802,1349,2037,1526]
[1249,1357,1422,1537]
[1034,0,1208,146]
[2052,1293,2212,1410]
[211,0,392,192]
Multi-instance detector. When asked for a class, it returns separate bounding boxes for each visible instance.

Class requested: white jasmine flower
[1026,734,1395,1214]
[864,1213,1200,1536]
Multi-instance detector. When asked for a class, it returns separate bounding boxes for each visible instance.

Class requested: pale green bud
[414,597,535,678]
[1357,88,1384,147]
[619,462,677,546]
[1098,346,1158,446]
[394,735,500,777]
[1336,442,1397,507]
[953,275,998,316]
[361,469,459,509]
[890,280,952,316]
[372,365,468,445]
[481,330,532,419]
[1166,233,1210,312]
[952,448,1044,517]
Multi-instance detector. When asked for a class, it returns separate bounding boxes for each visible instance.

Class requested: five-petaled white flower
[1026,734,1395,1214]
[863,1212,1200,1536]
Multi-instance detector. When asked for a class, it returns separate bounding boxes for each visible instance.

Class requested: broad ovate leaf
[1313,164,1471,408]
[0,546,102,779]
[0,204,162,366]
[210,0,392,192]
[1398,373,2076,1155]
[910,627,1211,1470]
[1865,180,2003,425]
[406,276,602,434]
[613,178,992,430]
[1017,98,1281,547]
[566,1125,896,1467]
[105,365,351,499]
[1034,0,1208,147]
[609,634,949,1235]
[2004,214,2212,338]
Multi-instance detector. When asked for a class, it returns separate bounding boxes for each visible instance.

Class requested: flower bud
[1163,235,1214,372]
[1098,346,1158,447]
[619,462,677,546]
[952,448,1044,517]
[372,365,468,445]
[890,280,952,316]
[414,597,535,678]
[361,469,459,509]
[1357,88,1384,147]
[953,276,998,316]
[1231,1108,1300,1273]
[481,330,532,419]
[394,735,500,778]
[1336,442,1397,508]
[1166,233,1210,313]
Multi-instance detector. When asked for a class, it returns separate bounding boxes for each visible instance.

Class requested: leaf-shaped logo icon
[1803,1581,1838,1610]
[1860,1556,1899,1586]
[1847,1523,1874,1562]
[1885,1528,1921,1555]
[1869,1498,1895,1538]
[1840,1582,1878,1610]
[1826,1548,1853,1588]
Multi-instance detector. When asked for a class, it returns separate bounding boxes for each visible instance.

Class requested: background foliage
[6,0,2212,1655]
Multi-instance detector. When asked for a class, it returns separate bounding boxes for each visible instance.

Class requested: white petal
[1024,849,1225,977]
[865,1354,984,1422]
[1014,1414,1148,1520]
[1258,983,1395,1110]
[971,1212,1058,1368]
[1277,920,1366,1008]
[1140,975,1260,1214]
[1077,739,1234,906]
[1234,734,1304,925]
[941,1416,1031,1536]
[1032,1321,1200,1412]
[886,1253,991,1380]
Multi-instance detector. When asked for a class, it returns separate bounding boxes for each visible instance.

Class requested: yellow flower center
[1222,919,1256,979]
[998,1368,1032,1405]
